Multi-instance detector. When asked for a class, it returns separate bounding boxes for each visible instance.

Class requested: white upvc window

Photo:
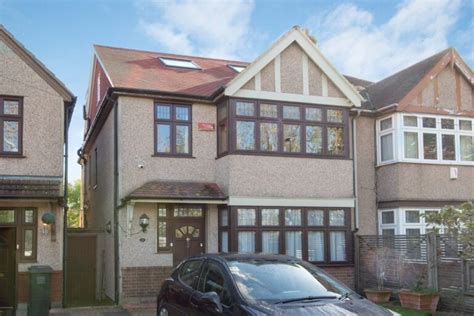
[378,208,442,235]
[376,113,474,165]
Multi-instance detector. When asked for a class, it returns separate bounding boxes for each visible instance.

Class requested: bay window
[377,113,474,165]
[219,207,352,264]
[217,99,348,158]
[0,96,23,156]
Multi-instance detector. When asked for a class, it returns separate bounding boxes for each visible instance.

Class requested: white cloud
[307,0,462,81]
[139,0,256,60]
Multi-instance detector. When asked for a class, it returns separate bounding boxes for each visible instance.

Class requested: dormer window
[228,64,246,73]
[159,57,200,69]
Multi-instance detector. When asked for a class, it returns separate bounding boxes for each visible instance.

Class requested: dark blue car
[157,253,395,316]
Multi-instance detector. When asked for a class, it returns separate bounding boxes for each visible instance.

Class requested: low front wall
[121,265,354,305]
[321,266,355,290]
[121,266,174,303]
[17,270,62,304]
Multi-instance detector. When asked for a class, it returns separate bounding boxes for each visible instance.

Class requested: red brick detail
[122,267,174,298]
[17,271,62,303]
[320,266,355,289]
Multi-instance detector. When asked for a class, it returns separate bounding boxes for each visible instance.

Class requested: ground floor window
[0,207,37,261]
[219,206,352,264]
[378,208,441,235]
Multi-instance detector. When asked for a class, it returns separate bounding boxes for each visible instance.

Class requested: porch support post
[126,202,135,237]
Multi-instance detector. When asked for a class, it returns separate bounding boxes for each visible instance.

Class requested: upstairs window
[0,96,23,156]
[218,99,348,158]
[159,57,200,69]
[377,113,474,165]
[154,103,192,156]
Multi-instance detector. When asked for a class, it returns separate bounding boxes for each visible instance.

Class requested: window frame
[378,208,442,235]
[0,207,37,262]
[153,102,193,157]
[0,96,24,157]
[219,206,352,265]
[219,98,349,159]
[376,113,474,166]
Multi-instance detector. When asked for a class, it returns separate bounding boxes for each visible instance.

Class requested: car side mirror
[200,291,223,313]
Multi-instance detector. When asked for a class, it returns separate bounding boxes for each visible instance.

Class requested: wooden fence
[356,233,474,313]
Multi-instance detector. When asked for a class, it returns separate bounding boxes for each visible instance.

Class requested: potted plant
[364,247,391,303]
[398,279,439,312]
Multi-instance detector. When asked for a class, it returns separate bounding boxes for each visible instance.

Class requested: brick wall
[17,271,62,303]
[321,266,355,290]
[122,266,174,298]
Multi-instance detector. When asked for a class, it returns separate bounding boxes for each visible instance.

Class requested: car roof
[186,253,303,264]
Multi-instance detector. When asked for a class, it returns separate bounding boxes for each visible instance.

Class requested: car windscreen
[227,259,350,304]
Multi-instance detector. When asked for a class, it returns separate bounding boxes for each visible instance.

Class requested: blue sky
[1,0,472,182]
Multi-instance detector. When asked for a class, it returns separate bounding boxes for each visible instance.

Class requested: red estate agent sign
[197,123,215,131]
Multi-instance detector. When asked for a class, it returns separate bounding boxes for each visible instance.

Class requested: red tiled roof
[125,181,227,200]
[94,45,249,98]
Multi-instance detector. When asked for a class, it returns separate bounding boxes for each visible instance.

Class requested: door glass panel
[175,226,187,238]
[24,210,34,224]
[24,229,33,257]
[221,232,229,252]
[173,206,203,217]
[0,210,15,223]
[190,227,200,238]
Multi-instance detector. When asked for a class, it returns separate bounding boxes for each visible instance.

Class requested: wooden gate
[65,233,97,306]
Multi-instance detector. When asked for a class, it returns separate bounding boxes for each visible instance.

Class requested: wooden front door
[172,222,204,265]
[0,228,16,313]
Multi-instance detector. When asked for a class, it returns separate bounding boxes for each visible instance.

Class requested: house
[81,26,365,304]
[0,25,76,314]
[355,48,473,237]
[81,25,473,304]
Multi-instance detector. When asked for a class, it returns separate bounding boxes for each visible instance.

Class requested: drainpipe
[112,96,120,305]
[352,109,362,231]
[62,98,75,307]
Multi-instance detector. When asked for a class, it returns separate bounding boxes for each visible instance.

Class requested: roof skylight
[228,64,246,73]
[159,57,201,69]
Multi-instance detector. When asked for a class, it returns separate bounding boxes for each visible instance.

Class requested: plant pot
[364,288,391,303]
[398,290,439,312]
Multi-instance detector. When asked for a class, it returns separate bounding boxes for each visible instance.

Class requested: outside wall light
[139,214,150,232]
[41,212,56,236]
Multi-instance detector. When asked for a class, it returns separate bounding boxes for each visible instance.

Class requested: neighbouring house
[0,25,76,314]
[80,26,365,304]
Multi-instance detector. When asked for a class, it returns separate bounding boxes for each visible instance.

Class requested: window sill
[218,152,351,160]
[377,160,474,168]
[151,154,195,159]
[0,154,26,158]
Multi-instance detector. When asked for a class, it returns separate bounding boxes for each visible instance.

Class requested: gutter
[352,108,362,231]
[62,96,76,307]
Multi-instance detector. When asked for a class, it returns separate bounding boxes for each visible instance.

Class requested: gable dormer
[224,26,363,108]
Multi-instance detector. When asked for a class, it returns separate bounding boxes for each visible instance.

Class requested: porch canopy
[0,176,62,200]
[124,180,227,204]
